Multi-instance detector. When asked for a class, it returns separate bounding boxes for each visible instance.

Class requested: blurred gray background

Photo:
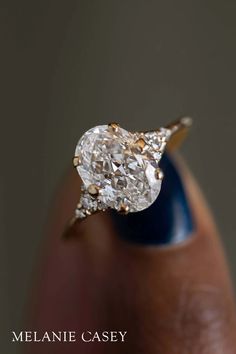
[1,0,236,352]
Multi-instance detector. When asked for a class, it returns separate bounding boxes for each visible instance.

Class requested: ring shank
[165,116,192,152]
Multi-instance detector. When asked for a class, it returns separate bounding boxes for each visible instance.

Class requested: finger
[28,154,236,354]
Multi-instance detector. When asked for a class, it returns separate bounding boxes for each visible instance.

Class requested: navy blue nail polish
[110,154,194,245]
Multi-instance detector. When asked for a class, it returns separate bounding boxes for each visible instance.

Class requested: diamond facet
[75,125,170,212]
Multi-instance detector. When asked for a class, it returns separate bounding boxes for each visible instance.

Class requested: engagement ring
[66,117,192,235]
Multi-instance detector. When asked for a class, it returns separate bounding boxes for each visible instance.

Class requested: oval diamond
[75,125,164,212]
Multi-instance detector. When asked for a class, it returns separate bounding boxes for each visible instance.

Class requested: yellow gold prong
[156,168,164,180]
[135,137,146,150]
[108,122,120,132]
[87,184,100,196]
[118,203,130,215]
[73,156,81,167]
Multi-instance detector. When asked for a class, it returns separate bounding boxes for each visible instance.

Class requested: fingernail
[110,154,194,245]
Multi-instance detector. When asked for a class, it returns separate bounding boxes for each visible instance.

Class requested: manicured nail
[110,154,194,245]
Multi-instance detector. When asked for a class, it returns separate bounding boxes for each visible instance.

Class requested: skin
[28,157,236,354]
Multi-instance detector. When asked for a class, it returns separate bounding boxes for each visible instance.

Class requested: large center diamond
[75,125,167,212]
